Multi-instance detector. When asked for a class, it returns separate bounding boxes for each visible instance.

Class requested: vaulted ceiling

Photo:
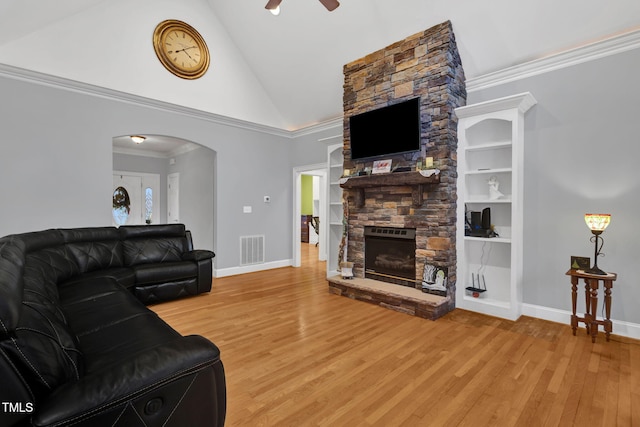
[1,0,639,131]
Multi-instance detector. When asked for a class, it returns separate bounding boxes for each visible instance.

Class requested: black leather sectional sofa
[0,224,226,426]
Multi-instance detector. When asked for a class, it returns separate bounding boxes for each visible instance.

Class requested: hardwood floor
[151,244,640,426]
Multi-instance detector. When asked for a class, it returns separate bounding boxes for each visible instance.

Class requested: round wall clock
[153,20,210,80]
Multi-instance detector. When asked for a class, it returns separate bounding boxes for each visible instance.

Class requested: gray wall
[290,127,342,168]
[168,146,215,252]
[0,73,296,271]
[469,47,640,324]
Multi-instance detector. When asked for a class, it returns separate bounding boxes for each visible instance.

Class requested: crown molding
[8,26,637,139]
[113,146,167,158]
[455,92,537,119]
[0,63,293,138]
[113,142,200,159]
[467,27,640,92]
[289,116,343,138]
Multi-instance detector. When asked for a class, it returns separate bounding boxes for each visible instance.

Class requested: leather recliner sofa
[0,224,225,426]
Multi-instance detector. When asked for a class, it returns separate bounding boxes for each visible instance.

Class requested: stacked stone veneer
[340,21,466,314]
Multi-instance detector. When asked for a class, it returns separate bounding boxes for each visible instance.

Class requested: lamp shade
[584,213,611,232]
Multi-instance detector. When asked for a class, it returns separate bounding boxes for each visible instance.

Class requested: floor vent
[240,235,265,265]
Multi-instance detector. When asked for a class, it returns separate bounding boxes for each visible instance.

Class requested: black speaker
[469,208,493,237]
[482,207,491,230]
[470,211,482,230]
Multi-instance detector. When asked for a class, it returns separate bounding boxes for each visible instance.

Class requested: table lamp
[584,213,611,275]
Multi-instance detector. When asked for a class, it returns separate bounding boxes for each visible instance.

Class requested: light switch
[243,206,252,213]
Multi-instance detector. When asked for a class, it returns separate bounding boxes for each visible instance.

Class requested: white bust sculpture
[488,175,504,200]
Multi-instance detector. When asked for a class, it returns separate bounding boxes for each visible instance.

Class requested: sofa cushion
[61,267,136,291]
[61,285,181,374]
[24,245,80,291]
[0,235,26,333]
[59,227,120,246]
[31,335,223,427]
[118,224,186,240]
[59,279,175,360]
[134,278,199,304]
[133,261,197,285]
[0,233,84,402]
[65,241,124,273]
[0,278,84,401]
[122,237,188,266]
[58,277,126,306]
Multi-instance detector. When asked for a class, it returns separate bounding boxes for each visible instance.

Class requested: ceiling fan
[265,0,340,13]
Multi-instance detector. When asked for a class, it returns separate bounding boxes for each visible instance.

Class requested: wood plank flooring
[150,244,640,426]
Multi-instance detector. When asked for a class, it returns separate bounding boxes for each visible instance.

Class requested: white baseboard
[522,303,640,341]
[214,259,293,278]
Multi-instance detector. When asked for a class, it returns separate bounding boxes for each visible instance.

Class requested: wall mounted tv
[349,97,421,160]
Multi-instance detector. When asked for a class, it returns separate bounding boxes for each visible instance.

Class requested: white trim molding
[522,303,640,341]
[0,61,341,138]
[0,63,294,138]
[2,28,639,136]
[467,28,640,92]
[0,62,343,138]
[214,259,292,278]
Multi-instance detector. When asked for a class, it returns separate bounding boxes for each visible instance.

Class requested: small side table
[566,269,617,342]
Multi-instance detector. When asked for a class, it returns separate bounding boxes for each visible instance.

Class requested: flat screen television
[349,97,421,160]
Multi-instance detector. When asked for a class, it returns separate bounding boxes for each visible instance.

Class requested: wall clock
[153,20,210,80]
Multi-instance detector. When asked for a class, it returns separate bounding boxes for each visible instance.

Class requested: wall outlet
[243,206,252,213]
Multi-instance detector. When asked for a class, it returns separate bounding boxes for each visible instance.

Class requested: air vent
[240,235,265,265]
[364,226,416,240]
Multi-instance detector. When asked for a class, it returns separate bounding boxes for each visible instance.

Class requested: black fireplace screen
[364,227,416,288]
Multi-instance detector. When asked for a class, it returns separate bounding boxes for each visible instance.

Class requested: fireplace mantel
[340,169,440,207]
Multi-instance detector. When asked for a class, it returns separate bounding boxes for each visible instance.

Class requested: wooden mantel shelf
[339,169,440,207]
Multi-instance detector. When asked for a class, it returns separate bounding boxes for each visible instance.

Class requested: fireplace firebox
[364,226,416,288]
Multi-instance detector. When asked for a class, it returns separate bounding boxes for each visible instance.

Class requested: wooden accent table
[566,269,617,343]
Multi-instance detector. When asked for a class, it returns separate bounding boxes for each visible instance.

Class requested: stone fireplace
[327,21,466,320]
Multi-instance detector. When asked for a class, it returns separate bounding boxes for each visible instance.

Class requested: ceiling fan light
[269,5,281,15]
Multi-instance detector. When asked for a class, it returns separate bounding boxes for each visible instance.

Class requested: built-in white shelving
[327,143,344,277]
[455,92,536,320]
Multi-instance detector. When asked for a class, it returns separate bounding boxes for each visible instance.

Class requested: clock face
[153,20,210,79]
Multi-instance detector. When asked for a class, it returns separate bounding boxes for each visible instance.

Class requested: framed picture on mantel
[372,159,392,174]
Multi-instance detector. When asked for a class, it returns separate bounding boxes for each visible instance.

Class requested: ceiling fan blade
[319,0,340,11]
[265,0,283,10]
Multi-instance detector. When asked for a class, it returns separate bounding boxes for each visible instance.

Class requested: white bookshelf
[455,92,536,320]
[327,143,344,277]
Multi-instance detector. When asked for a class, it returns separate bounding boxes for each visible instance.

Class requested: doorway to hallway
[112,172,160,226]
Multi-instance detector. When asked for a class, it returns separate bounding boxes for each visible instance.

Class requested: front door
[113,174,143,226]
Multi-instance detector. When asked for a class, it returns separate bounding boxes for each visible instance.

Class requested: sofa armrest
[182,249,215,262]
[33,335,225,427]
